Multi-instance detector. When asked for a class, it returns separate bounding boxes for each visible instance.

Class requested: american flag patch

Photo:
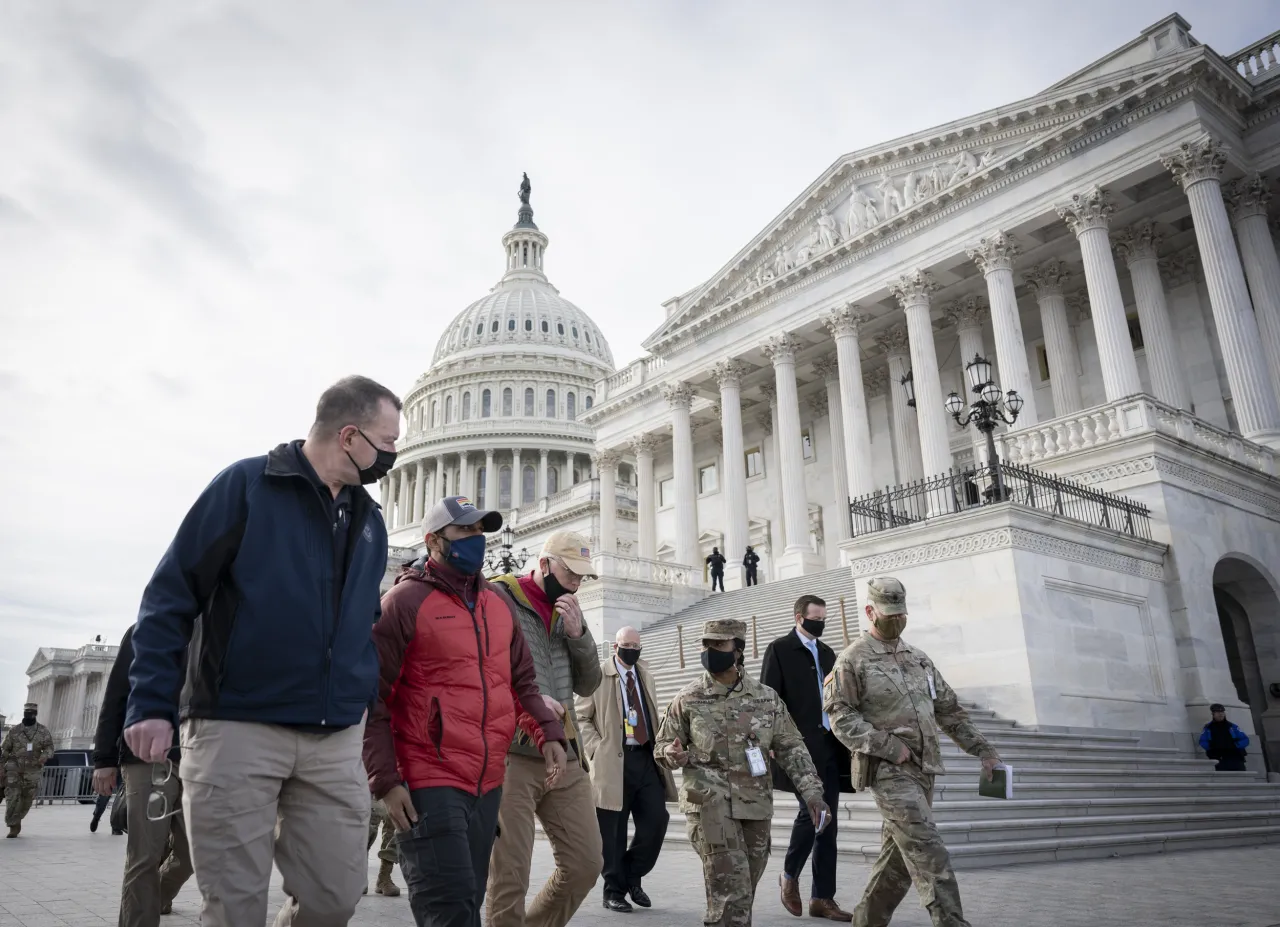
[580,547,590,557]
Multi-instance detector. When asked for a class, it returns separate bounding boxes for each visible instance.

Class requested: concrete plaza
[1,805,1278,926]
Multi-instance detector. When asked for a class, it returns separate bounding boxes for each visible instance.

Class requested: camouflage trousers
[854,764,969,927]
[686,809,771,927]
[4,767,41,827]
[368,799,399,865]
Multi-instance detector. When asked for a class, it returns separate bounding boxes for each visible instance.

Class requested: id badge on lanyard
[926,671,936,700]
[625,708,638,737]
[745,741,768,777]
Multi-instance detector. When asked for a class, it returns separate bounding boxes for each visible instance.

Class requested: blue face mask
[444,534,487,575]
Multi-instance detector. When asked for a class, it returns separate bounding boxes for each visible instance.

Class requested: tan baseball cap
[867,576,907,616]
[540,530,597,579]
[702,618,747,641]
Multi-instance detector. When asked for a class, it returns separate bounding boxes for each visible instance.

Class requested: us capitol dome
[379,176,634,559]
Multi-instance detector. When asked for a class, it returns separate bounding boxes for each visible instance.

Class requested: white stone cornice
[1057,185,1115,235]
[820,303,868,339]
[761,333,801,365]
[876,324,912,358]
[966,231,1020,275]
[888,270,938,309]
[1160,134,1228,190]
[1225,174,1272,223]
[943,294,988,332]
[711,359,748,389]
[1111,219,1162,264]
[661,381,694,410]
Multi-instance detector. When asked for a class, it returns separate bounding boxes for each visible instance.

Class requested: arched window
[476,467,487,508]
[572,326,578,339]
[476,323,483,335]
[557,322,565,335]
[482,389,492,417]
[499,466,512,509]
[445,395,453,423]
[524,318,532,331]
[585,395,593,410]
[548,466,559,495]
[524,388,534,416]
[546,389,556,418]
[491,319,499,333]
[541,320,549,333]
[567,392,576,420]
[431,400,438,427]
[585,330,591,344]
[461,392,471,420]
[523,465,536,502]
[508,318,516,331]
[502,388,513,416]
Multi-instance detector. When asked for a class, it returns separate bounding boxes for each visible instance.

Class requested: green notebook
[978,764,1013,799]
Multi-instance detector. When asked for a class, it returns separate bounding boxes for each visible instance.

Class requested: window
[491,320,499,333]
[523,465,536,502]
[585,395,593,410]
[482,389,492,417]
[499,466,512,509]
[699,463,718,495]
[508,318,516,331]
[801,428,814,460]
[567,392,576,420]
[1035,344,1051,382]
[745,446,764,478]
[461,392,471,421]
[524,388,534,416]
[584,330,591,344]
[548,467,559,494]
[541,320,549,333]
[557,322,565,335]
[1126,312,1145,350]
[660,477,676,507]
[431,400,438,427]
[546,389,556,418]
[502,388,513,416]
[476,467,486,508]
[524,318,532,331]
[572,326,579,339]
[475,323,483,335]
[445,395,454,424]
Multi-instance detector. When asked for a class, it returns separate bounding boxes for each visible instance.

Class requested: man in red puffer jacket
[364,496,567,927]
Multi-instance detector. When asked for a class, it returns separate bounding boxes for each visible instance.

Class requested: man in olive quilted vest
[486,530,604,927]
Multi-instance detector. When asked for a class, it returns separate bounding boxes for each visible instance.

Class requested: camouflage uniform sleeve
[933,668,999,760]
[771,694,824,804]
[36,727,55,766]
[0,729,13,763]
[824,656,909,762]
[652,693,689,772]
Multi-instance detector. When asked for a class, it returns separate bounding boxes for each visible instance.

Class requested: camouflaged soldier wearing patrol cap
[702,618,747,642]
[866,576,907,616]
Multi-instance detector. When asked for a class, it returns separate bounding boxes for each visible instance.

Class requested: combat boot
[6,823,19,838]
[375,860,401,896]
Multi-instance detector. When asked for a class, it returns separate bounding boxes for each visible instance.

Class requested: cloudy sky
[1,1,1274,715]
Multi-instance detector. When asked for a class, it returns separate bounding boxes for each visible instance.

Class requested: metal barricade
[36,765,96,804]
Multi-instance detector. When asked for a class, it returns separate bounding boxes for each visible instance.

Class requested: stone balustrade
[592,552,697,585]
[597,355,668,404]
[403,416,595,446]
[998,394,1279,476]
[1230,30,1280,79]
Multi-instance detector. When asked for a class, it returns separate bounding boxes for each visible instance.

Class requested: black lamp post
[900,369,916,408]
[485,524,530,576]
[945,354,1024,501]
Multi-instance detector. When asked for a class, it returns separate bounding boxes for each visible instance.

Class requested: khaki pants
[179,719,370,927]
[485,753,602,927]
[120,763,194,927]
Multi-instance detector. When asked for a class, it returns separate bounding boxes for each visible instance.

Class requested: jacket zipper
[454,589,490,797]
[431,696,444,759]
[303,478,343,726]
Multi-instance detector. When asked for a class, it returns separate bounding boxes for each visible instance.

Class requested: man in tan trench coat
[576,626,678,913]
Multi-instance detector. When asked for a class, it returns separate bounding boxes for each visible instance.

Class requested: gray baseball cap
[867,576,907,616]
[422,495,503,535]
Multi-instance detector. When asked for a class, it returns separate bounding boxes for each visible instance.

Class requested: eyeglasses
[145,754,182,822]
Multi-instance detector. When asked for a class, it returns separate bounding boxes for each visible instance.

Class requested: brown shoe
[375,860,401,897]
[809,899,853,921]
[780,875,803,917]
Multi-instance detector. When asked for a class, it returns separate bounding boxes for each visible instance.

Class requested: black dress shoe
[629,887,652,908]
[603,896,634,913]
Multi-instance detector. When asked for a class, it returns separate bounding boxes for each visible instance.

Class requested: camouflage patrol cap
[867,576,907,616]
[702,618,747,641]
[23,702,37,711]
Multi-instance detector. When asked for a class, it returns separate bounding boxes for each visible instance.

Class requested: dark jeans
[598,746,670,899]
[397,785,503,927]
[745,570,758,586]
[92,787,117,828]
[783,738,841,900]
[711,572,724,592]
[1214,754,1247,771]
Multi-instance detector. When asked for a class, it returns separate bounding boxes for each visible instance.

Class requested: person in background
[576,626,676,913]
[744,546,761,587]
[93,623,195,924]
[1199,704,1250,772]
[486,530,604,927]
[2,703,54,838]
[706,547,727,592]
[124,375,401,927]
[761,595,853,921]
[364,497,567,927]
[89,776,124,835]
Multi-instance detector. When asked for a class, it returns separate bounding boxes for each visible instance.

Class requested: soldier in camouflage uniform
[823,578,1001,927]
[655,618,830,927]
[2,702,56,837]
[365,797,402,896]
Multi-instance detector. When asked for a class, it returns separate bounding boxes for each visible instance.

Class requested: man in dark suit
[760,595,852,921]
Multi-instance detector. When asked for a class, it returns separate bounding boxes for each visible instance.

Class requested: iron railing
[35,765,96,804]
[849,462,1151,539]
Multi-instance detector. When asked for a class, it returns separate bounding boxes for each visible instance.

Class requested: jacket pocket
[428,697,444,758]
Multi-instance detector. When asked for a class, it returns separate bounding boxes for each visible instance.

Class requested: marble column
[511,449,522,506]
[762,333,813,565]
[1057,186,1142,400]
[813,357,850,541]
[662,383,699,569]
[968,232,1039,424]
[538,449,549,500]
[413,459,427,523]
[595,451,619,555]
[1024,260,1084,416]
[434,457,444,503]
[458,451,471,500]
[484,450,495,509]
[889,270,953,476]
[713,360,750,583]
[1226,175,1280,395]
[759,387,785,552]
[1113,219,1192,410]
[821,304,876,496]
[379,476,391,517]
[878,327,924,484]
[632,435,656,560]
[1162,137,1280,445]
[945,296,991,463]
[397,467,411,527]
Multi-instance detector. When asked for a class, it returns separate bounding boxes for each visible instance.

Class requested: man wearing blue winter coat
[124,375,401,927]
[1198,703,1250,772]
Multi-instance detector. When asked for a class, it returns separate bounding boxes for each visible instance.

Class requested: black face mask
[701,648,737,674]
[22,714,36,726]
[617,647,641,667]
[543,568,571,605]
[347,428,396,485]
[801,618,825,638]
